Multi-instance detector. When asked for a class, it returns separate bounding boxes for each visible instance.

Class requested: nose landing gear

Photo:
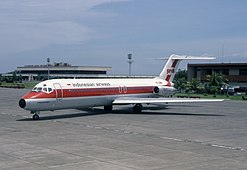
[31,111,40,120]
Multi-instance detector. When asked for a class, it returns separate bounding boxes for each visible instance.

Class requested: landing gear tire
[133,104,143,113]
[32,114,40,120]
[31,111,40,120]
[104,105,113,111]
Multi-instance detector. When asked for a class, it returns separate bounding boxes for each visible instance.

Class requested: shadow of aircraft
[17,111,106,121]
[17,106,225,121]
[110,110,225,117]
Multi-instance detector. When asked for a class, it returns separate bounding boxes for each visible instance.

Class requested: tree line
[173,70,228,95]
[0,72,22,83]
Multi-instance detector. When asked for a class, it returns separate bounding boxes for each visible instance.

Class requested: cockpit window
[31,86,53,93]
[37,87,42,92]
[32,87,37,92]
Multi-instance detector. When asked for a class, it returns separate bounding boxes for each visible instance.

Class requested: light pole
[127,54,133,76]
[47,58,50,80]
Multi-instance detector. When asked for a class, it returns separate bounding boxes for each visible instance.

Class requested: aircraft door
[53,83,63,99]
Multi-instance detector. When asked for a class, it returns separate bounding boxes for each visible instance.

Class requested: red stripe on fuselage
[22,86,156,99]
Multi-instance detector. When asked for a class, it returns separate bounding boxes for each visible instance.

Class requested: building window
[213,69,221,73]
[222,69,229,75]
[239,69,247,75]
[204,69,212,75]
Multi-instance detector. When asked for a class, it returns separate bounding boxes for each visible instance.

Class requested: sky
[0,0,247,75]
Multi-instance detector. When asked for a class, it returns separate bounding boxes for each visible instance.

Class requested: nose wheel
[31,111,40,120]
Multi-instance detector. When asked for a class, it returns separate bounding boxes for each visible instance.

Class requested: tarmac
[0,87,247,170]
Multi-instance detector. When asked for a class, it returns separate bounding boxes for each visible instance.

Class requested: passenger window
[43,88,47,92]
[48,88,52,92]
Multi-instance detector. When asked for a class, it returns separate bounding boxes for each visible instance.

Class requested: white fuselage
[20,78,175,112]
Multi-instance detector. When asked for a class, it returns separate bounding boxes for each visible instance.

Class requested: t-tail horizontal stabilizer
[158,54,215,82]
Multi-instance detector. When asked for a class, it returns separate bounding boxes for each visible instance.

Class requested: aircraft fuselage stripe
[23,86,156,99]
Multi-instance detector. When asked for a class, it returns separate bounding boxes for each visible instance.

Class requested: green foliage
[173,70,188,93]
[174,93,245,100]
[206,72,228,94]
[173,70,207,94]
[173,70,229,95]
[12,72,17,82]
[173,77,187,92]
[197,84,207,94]
[174,69,187,80]
[190,78,201,90]
[210,86,218,95]
[0,82,37,89]
[23,82,37,89]
[206,72,228,87]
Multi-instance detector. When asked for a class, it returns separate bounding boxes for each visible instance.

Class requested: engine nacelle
[153,86,160,94]
[153,86,176,97]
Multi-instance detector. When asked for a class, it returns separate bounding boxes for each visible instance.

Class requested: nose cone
[19,99,26,108]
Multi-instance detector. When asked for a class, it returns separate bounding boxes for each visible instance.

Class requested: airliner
[19,54,223,120]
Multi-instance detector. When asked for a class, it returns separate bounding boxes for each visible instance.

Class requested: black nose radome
[19,99,26,108]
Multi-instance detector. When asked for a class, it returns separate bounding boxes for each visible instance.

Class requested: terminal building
[187,63,247,86]
[15,62,112,81]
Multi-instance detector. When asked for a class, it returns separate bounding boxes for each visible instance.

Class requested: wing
[113,97,224,105]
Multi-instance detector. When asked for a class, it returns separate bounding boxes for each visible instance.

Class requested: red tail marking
[165,59,179,81]
[171,59,178,67]
[165,75,171,81]
[166,82,172,87]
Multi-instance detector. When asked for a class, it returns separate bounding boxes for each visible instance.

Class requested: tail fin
[158,54,215,82]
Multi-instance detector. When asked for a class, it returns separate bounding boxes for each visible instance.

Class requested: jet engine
[153,86,176,97]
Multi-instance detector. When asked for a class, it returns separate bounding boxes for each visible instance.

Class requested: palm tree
[173,77,187,92]
[206,72,228,94]
[189,78,205,93]
[173,70,188,93]
[206,72,228,87]
[190,78,200,90]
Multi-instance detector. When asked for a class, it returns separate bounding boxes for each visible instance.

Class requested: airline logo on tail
[165,62,177,82]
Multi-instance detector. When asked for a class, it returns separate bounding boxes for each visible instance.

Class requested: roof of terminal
[17,62,111,71]
[188,63,247,68]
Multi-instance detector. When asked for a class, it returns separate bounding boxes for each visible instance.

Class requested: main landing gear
[103,104,143,113]
[31,111,40,120]
[104,105,113,111]
[133,104,143,113]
